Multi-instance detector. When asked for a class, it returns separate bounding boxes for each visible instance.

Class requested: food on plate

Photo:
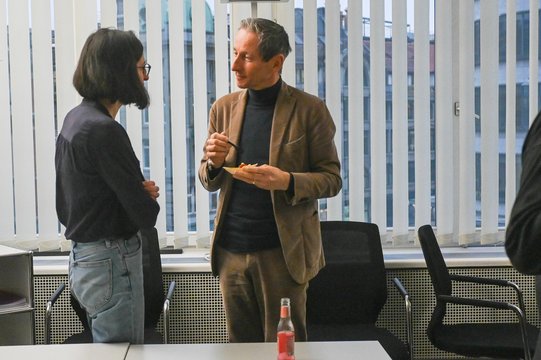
[223,163,258,174]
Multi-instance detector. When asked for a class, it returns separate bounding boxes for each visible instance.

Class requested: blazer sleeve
[285,98,342,206]
[198,103,227,192]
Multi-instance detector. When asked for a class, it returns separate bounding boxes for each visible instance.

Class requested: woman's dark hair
[73,28,149,109]
[239,18,291,61]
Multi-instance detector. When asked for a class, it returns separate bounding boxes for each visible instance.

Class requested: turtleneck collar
[247,78,282,106]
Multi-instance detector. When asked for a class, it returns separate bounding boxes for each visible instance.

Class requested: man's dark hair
[73,28,149,109]
[239,18,291,61]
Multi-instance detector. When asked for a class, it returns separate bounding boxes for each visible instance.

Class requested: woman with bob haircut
[55,28,160,344]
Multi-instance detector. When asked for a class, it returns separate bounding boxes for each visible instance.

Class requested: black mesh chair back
[417,224,451,328]
[140,227,165,333]
[418,225,452,297]
[306,221,411,360]
[64,293,92,343]
[307,221,386,324]
[417,224,538,360]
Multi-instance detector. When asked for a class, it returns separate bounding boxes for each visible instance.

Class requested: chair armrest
[449,274,526,313]
[450,273,511,286]
[163,281,176,344]
[438,294,532,360]
[438,294,515,310]
[392,278,413,360]
[393,277,409,298]
[165,281,176,303]
[45,283,66,344]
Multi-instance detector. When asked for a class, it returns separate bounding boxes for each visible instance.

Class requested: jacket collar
[226,81,296,167]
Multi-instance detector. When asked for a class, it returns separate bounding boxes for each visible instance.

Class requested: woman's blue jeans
[69,233,144,344]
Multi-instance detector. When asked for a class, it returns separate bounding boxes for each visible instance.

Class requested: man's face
[232,29,281,90]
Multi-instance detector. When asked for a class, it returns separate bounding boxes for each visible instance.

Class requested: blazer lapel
[226,90,248,165]
[269,83,296,166]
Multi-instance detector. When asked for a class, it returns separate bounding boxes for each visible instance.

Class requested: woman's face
[136,56,149,83]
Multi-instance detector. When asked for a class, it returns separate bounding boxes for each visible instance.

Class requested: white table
[125,341,392,360]
[0,343,129,360]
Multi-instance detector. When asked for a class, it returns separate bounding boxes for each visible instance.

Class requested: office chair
[418,224,539,360]
[45,227,176,344]
[306,221,413,360]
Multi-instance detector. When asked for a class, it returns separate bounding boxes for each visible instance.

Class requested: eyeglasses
[138,62,151,76]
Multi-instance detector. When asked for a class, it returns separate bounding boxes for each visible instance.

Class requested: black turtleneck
[219,79,282,252]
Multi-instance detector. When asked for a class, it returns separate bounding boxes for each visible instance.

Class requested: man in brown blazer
[198,18,341,343]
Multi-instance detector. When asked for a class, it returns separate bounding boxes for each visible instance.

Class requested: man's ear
[273,54,286,73]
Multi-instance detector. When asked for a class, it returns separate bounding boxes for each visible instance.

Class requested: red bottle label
[277,330,295,359]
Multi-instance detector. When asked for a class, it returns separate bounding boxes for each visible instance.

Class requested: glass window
[3,0,541,251]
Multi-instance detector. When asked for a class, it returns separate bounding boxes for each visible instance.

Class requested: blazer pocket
[280,135,308,171]
[284,134,305,147]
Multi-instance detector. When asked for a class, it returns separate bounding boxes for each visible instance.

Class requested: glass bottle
[277,297,295,360]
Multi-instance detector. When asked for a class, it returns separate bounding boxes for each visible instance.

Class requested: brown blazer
[199,81,342,284]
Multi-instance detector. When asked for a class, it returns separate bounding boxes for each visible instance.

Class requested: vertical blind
[0,0,539,251]
[369,0,387,237]
[168,0,190,247]
[413,0,431,239]
[479,0,499,243]
[324,0,343,220]
[391,0,408,242]
[347,0,363,223]
[505,0,517,224]
[434,0,454,243]
[458,0,476,244]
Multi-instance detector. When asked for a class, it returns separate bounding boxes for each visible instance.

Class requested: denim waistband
[71,233,139,255]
